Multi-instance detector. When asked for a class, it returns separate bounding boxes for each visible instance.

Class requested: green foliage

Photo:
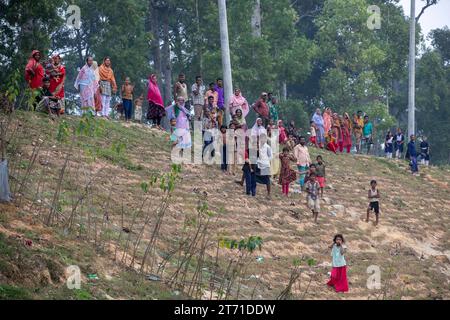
[278,99,310,132]
[219,236,263,253]
[57,121,70,143]
[146,164,182,193]
[0,285,33,300]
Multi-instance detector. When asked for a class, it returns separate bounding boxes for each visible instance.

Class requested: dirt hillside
[1,112,449,300]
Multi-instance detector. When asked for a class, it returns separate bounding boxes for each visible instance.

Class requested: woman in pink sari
[146,74,166,129]
[74,56,97,113]
[323,107,332,134]
[229,88,249,117]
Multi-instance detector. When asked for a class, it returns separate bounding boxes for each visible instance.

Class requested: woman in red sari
[341,113,353,153]
[47,54,65,114]
[277,120,288,145]
[146,74,166,129]
[25,50,45,90]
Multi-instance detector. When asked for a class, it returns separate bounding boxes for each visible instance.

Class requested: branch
[416,0,438,22]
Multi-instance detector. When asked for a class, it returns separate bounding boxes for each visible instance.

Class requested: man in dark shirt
[419,136,430,166]
[407,135,418,175]
[253,92,270,127]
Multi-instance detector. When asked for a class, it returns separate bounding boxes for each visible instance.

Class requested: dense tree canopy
[0,0,449,163]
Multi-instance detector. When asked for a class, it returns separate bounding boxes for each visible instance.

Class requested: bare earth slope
[1,112,449,299]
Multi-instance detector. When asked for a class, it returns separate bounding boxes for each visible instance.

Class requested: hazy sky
[399,0,450,45]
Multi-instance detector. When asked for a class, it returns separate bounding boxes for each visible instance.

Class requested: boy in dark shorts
[315,155,326,198]
[366,180,380,226]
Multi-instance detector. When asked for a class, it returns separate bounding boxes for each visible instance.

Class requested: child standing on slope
[327,234,349,293]
[366,180,380,226]
[279,147,297,197]
[305,172,320,223]
[315,155,326,199]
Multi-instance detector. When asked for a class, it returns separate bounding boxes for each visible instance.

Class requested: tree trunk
[251,0,262,38]
[162,7,172,104]
[407,0,416,137]
[218,0,233,125]
[282,81,287,101]
[195,0,203,74]
[149,0,162,87]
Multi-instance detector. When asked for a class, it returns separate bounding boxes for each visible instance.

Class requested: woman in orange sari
[323,107,332,135]
[331,113,342,152]
[341,113,353,153]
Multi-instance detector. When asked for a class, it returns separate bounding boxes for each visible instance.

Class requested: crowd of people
[24,50,431,201]
[24,50,435,294]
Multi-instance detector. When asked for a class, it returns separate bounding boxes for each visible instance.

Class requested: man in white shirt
[293,136,311,193]
[191,75,205,121]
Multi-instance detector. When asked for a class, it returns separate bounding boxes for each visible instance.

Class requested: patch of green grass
[0,285,33,300]
[0,233,14,257]
[73,288,93,300]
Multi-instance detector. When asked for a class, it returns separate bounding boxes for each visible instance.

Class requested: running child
[366,180,380,226]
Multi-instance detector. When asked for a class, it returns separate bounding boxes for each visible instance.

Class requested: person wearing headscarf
[229,88,249,117]
[91,61,102,116]
[147,74,166,129]
[312,108,325,148]
[46,53,65,114]
[25,50,45,90]
[332,113,342,152]
[251,118,267,137]
[234,108,247,131]
[98,56,117,118]
[278,120,288,145]
[323,107,332,135]
[341,113,353,153]
[74,56,97,113]
[255,133,273,200]
[171,96,192,150]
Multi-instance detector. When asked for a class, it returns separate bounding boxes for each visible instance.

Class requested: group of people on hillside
[27,50,440,296]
